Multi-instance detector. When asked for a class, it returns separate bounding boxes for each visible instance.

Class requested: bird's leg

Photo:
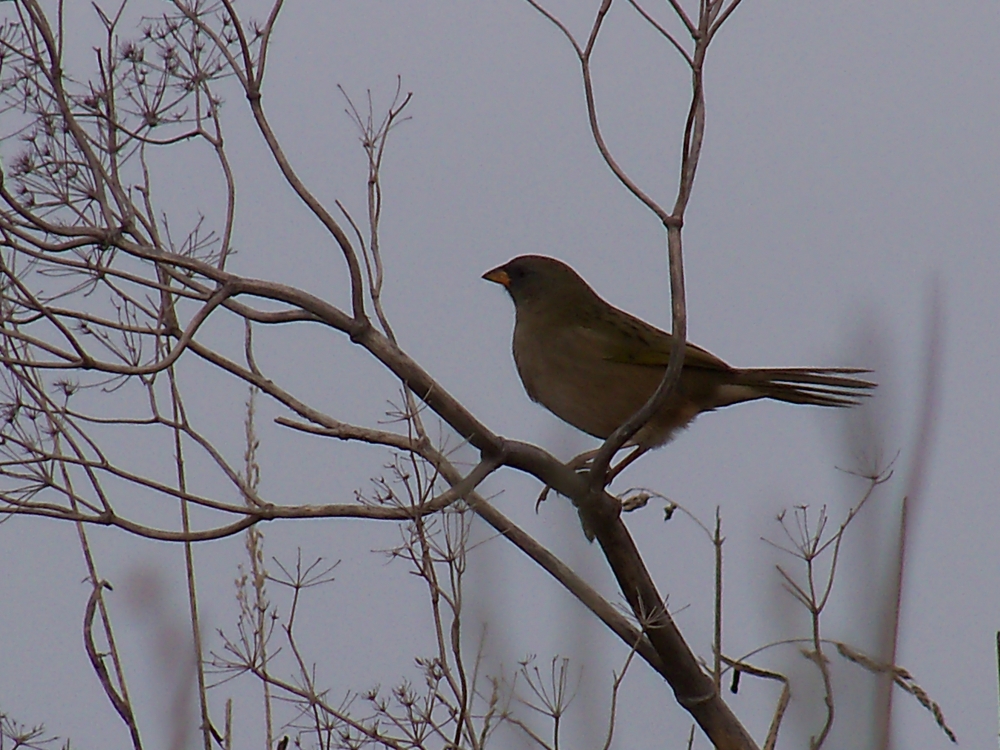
[566,445,647,485]
[567,448,600,472]
[606,445,648,484]
[536,449,601,511]
[535,449,597,513]
[535,446,644,511]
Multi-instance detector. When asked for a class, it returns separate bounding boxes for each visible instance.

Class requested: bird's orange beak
[482,266,511,287]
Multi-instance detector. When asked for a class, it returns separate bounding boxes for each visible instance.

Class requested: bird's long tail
[732,367,875,407]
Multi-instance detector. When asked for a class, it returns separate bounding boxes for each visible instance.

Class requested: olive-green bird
[484,255,874,474]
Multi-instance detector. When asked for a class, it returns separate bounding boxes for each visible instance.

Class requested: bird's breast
[512,321,674,441]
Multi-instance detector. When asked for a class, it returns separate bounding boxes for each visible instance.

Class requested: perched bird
[484,255,874,476]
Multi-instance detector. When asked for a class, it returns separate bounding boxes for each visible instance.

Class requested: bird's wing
[578,311,734,371]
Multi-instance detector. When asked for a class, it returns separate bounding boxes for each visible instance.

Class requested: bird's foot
[566,448,599,474]
[564,446,649,487]
[534,485,551,513]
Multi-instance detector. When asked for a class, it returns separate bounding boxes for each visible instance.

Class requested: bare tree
[0,2,952,750]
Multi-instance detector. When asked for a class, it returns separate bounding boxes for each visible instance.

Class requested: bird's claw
[534,485,551,513]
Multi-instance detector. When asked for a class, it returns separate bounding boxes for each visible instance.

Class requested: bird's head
[482,255,598,313]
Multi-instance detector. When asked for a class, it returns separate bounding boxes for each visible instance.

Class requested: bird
[483,254,874,478]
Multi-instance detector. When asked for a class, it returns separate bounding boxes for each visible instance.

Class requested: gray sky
[1,1,998,748]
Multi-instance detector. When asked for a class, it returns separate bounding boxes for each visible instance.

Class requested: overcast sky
[1,2,998,749]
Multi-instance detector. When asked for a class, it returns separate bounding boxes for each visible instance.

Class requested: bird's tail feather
[734,367,875,408]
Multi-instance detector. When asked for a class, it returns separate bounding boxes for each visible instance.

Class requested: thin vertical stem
[713,508,723,693]
[876,287,942,750]
[169,365,212,750]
